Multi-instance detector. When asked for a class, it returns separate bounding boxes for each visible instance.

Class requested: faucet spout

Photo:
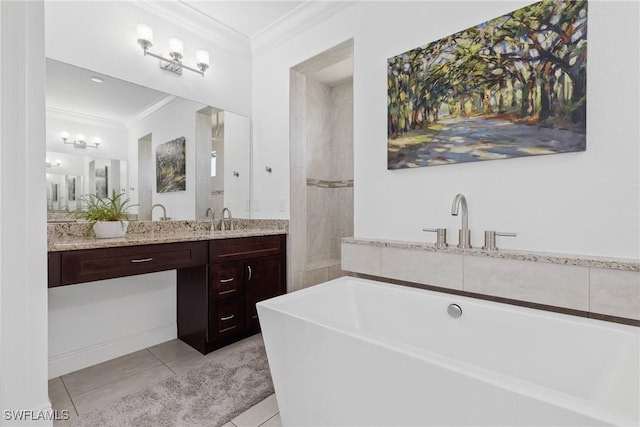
[151,203,170,221]
[221,208,233,231]
[451,194,471,249]
[451,194,468,231]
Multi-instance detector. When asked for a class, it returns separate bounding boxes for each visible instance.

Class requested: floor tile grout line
[62,351,165,398]
[69,361,170,405]
[59,377,79,417]
[257,412,280,427]
[145,347,179,375]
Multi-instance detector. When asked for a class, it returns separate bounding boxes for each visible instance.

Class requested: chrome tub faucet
[451,194,471,249]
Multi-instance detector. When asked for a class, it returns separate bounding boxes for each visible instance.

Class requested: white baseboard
[48,323,176,378]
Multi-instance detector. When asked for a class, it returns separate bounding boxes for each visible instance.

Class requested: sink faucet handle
[422,228,448,249]
[483,230,516,251]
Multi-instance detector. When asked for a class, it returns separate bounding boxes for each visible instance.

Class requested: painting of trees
[156,137,186,192]
[388,0,587,169]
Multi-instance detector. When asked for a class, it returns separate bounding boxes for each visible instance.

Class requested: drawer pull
[252,315,258,319]
[131,257,153,263]
[220,315,235,321]
[247,265,252,280]
[219,277,235,283]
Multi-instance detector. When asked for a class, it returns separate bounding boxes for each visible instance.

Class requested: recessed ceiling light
[90,76,103,83]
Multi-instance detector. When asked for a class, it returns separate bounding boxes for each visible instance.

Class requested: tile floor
[49,335,282,427]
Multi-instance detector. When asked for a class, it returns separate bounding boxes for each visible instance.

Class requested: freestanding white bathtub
[257,277,639,426]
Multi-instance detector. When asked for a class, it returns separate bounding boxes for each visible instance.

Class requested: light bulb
[77,134,85,141]
[168,37,184,57]
[93,137,101,145]
[136,23,154,45]
[60,131,69,140]
[196,49,209,66]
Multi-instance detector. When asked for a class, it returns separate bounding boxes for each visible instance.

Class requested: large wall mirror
[45,58,251,221]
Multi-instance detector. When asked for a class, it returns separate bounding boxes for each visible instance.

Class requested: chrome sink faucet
[205,207,215,231]
[221,207,233,231]
[451,194,471,249]
[151,203,171,221]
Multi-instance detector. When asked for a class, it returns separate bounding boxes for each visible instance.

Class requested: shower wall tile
[305,267,329,288]
[306,78,332,181]
[464,256,589,311]
[307,187,333,263]
[380,247,463,290]
[328,264,346,281]
[342,243,381,276]
[290,70,307,171]
[590,269,640,320]
[330,81,354,180]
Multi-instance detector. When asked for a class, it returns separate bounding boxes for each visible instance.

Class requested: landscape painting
[387,0,587,169]
[156,136,186,193]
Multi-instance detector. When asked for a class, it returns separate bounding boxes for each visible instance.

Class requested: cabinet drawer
[48,252,62,288]
[209,261,244,302]
[61,241,208,284]
[208,298,244,341]
[209,234,285,263]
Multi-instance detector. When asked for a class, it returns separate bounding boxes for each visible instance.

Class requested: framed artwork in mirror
[156,136,186,193]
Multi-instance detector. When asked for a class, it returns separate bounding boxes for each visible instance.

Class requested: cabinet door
[244,255,285,330]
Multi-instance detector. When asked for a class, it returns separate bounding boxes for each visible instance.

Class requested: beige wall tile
[305,268,329,288]
[590,268,640,320]
[380,247,463,290]
[464,256,589,311]
[341,243,381,276]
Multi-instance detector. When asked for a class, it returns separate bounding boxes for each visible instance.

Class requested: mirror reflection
[45,58,251,222]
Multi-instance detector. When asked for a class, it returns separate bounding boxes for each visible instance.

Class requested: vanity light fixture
[61,131,100,149]
[46,159,61,168]
[136,23,209,77]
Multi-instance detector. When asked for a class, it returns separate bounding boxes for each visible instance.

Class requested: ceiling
[46,59,171,123]
[182,1,305,39]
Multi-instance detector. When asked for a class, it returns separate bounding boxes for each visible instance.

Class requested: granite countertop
[48,219,288,252]
[343,237,640,272]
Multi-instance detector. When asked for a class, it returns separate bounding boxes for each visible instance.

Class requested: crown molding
[47,107,126,129]
[133,0,251,58]
[124,94,182,127]
[251,1,358,58]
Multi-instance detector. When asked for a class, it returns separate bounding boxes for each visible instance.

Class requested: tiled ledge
[342,237,640,272]
[342,238,640,325]
[48,219,288,252]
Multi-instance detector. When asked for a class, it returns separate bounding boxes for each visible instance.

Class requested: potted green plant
[74,190,136,238]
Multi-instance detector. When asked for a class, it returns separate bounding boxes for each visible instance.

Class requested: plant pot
[93,221,129,239]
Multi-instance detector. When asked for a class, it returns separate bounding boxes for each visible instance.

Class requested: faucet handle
[483,230,516,251]
[422,228,448,249]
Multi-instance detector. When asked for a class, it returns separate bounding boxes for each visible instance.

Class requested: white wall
[128,98,207,220]
[48,272,176,378]
[252,1,640,259]
[224,112,251,218]
[0,0,50,423]
[46,110,128,162]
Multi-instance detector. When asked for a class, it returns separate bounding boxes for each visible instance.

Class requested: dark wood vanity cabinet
[48,233,286,355]
[178,234,286,354]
